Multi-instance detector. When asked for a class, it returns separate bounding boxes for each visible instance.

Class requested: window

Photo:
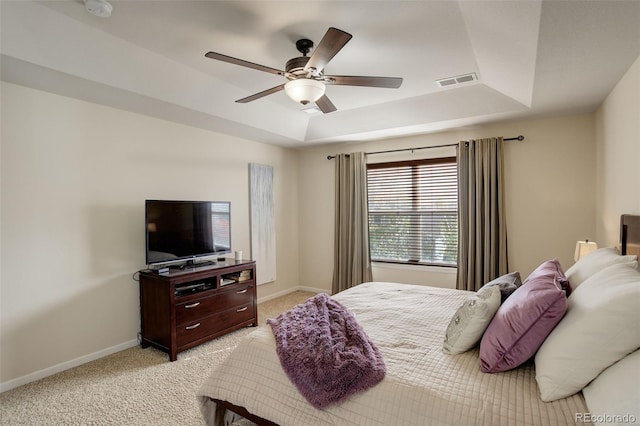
[367,157,458,267]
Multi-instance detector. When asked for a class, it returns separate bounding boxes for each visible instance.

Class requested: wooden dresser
[139,259,257,361]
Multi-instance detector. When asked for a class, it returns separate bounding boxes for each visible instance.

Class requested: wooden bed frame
[620,214,640,256]
[211,214,640,426]
[213,399,278,426]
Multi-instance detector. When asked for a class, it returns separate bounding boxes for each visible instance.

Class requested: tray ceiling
[1,1,638,147]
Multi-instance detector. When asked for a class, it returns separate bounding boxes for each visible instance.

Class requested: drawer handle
[184,302,201,309]
[185,323,201,330]
[236,289,248,294]
[236,306,248,313]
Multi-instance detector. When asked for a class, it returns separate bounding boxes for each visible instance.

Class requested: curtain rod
[326,135,525,160]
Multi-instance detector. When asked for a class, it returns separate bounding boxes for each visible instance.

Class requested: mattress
[197,282,589,426]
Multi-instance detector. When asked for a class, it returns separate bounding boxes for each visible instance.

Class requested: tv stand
[139,259,257,361]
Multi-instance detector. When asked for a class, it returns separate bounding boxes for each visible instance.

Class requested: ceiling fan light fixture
[284,79,325,105]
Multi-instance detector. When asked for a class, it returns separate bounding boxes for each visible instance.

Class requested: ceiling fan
[204,27,403,114]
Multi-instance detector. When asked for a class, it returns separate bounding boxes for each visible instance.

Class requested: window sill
[371,261,457,274]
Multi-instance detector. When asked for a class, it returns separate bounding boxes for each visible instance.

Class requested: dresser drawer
[176,303,255,346]
[175,284,253,325]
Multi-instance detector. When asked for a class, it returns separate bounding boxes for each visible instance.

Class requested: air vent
[436,73,478,88]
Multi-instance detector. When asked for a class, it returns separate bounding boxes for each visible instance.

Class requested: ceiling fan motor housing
[286,56,312,78]
[286,38,317,78]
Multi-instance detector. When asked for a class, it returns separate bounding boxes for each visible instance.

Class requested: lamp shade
[574,240,598,261]
[284,79,325,105]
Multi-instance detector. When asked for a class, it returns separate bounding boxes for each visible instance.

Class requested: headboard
[620,214,640,256]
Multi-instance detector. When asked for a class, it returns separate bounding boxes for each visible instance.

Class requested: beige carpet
[0,291,315,426]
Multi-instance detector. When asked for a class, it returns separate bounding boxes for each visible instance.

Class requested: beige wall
[297,113,597,292]
[595,55,640,246]
[0,82,299,387]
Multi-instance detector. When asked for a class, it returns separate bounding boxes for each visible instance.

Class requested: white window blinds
[367,157,458,266]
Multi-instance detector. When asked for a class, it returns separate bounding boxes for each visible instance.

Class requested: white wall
[0,82,299,387]
[297,113,597,292]
[595,55,640,246]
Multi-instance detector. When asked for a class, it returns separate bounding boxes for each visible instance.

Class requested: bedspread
[197,282,590,426]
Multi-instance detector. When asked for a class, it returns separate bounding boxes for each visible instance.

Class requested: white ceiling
[1,1,639,147]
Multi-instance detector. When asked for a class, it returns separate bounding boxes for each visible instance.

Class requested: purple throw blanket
[267,293,385,409]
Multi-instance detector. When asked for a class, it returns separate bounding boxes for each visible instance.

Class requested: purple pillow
[479,259,568,373]
[523,257,572,296]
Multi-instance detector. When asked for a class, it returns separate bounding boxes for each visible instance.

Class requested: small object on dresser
[221,278,236,286]
[174,282,213,296]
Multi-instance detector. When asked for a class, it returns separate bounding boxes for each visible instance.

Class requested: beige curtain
[457,138,509,291]
[332,152,372,294]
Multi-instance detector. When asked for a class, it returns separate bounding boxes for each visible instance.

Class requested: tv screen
[145,200,231,265]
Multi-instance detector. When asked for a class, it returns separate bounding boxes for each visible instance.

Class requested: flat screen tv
[145,200,231,266]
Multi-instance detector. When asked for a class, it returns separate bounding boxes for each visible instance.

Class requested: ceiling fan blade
[205,51,285,76]
[305,27,352,75]
[325,75,403,88]
[236,84,285,103]
[316,94,337,114]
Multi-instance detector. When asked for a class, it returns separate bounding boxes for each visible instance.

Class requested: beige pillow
[443,286,501,355]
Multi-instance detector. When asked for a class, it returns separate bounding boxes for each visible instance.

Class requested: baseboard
[0,339,138,393]
[295,285,328,294]
[2,287,326,393]
[257,285,326,304]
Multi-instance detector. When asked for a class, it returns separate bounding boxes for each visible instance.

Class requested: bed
[197,215,640,426]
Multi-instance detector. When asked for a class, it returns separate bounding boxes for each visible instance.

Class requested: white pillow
[443,285,501,355]
[582,349,640,426]
[535,263,640,402]
[565,247,637,290]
